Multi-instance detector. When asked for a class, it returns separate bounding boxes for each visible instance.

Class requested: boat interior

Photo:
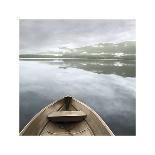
[20,96,113,136]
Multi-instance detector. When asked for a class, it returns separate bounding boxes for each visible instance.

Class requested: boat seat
[47,111,87,122]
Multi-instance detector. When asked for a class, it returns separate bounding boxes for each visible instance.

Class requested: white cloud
[20,19,135,53]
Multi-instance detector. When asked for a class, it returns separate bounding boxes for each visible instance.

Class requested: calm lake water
[19,59,136,135]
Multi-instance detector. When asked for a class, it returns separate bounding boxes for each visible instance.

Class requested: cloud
[20,19,135,53]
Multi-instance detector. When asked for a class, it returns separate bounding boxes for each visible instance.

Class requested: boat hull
[20,96,114,136]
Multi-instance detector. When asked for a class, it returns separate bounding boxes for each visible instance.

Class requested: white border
[1,0,155,155]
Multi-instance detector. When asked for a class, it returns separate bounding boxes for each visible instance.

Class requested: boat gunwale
[19,97,64,135]
[20,96,114,136]
[72,97,114,136]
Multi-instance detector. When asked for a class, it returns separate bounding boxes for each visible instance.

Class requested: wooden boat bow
[20,96,114,136]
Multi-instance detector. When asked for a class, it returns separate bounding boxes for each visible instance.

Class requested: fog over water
[20,60,136,135]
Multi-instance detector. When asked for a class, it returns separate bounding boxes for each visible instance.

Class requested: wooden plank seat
[47,111,87,122]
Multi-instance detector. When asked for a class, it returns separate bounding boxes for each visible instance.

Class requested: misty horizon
[20,19,136,54]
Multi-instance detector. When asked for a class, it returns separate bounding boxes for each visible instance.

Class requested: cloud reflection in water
[20,60,135,135]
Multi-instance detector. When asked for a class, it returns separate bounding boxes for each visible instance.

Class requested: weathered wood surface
[48,111,87,122]
[20,96,114,136]
[40,120,94,136]
[71,99,114,136]
[20,99,65,135]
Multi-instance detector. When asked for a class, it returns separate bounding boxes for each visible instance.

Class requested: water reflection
[38,59,136,77]
[19,59,136,135]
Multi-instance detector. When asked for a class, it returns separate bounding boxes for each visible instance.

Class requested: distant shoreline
[19,57,136,61]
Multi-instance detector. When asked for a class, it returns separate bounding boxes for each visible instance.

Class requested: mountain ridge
[20,41,136,59]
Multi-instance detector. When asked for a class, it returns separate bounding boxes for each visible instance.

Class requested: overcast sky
[20,19,135,53]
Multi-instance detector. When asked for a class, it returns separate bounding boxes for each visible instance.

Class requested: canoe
[20,96,114,136]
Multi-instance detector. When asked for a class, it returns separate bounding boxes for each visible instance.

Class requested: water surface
[19,59,136,135]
